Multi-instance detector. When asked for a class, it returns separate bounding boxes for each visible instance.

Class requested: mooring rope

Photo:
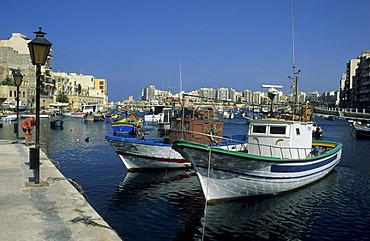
[69,215,117,232]
[201,145,213,241]
[47,177,90,203]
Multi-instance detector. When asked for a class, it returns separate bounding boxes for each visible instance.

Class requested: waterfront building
[355,51,370,111]
[339,51,370,112]
[0,32,108,110]
[95,78,107,95]
[252,91,262,105]
[216,87,236,102]
[142,85,156,101]
[242,89,253,104]
[0,32,53,109]
[198,87,216,101]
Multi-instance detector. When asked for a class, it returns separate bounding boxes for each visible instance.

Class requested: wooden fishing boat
[173,118,343,202]
[106,115,248,171]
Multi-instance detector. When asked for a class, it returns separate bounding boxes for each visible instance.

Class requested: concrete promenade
[0,140,123,241]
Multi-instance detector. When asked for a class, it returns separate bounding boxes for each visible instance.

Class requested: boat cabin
[247,119,313,159]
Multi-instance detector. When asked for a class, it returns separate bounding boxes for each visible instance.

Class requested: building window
[9,90,12,97]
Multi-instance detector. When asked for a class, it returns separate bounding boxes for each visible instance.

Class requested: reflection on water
[1,116,370,241]
[202,171,340,241]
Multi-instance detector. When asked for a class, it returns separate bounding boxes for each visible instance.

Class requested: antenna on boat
[180,61,185,139]
[288,0,301,119]
[261,85,282,117]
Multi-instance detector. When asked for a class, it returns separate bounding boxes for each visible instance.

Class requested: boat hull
[355,126,370,139]
[172,140,343,202]
[105,136,190,170]
[111,124,136,134]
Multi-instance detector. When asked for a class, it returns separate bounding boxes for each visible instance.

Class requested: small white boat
[20,114,50,119]
[70,112,86,118]
[62,111,72,117]
[1,101,12,110]
[144,105,165,123]
[2,114,17,122]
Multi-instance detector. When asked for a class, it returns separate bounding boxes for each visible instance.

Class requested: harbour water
[1,115,369,240]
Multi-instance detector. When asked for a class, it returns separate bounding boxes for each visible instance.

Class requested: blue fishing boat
[106,116,248,171]
[111,113,141,134]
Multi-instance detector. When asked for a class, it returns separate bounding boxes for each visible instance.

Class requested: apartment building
[0,32,108,110]
[340,51,370,111]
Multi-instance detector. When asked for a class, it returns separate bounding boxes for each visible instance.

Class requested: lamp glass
[28,34,52,65]
[12,71,23,86]
[28,43,51,65]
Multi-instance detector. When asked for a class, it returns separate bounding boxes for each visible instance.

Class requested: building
[340,51,370,111]
[0,32,109,110]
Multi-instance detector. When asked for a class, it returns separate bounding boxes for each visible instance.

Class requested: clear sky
[2,0,370,101]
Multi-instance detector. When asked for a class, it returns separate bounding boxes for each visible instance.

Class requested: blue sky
[2,0,370,101]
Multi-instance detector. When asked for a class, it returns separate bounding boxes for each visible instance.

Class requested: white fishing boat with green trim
[172,118,343,202]
[172,84,343,202]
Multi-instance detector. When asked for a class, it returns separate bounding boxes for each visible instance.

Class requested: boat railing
[181,130,248,151]
[246,141,312,159]
[183,130,314,159]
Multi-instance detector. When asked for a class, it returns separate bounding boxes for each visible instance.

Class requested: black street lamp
[12,69,24,141]
[28,27,52,184]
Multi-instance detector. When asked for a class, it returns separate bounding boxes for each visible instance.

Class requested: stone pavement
[0,140,123,241]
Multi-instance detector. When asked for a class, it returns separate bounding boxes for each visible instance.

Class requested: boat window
[270,126,286,135]
[252,125,266,134]
[296,128,300,135]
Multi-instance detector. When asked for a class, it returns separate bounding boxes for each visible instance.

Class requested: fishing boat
[353,122,370,139]
[172,80,343,202]
[172,117,342,202]
[106,113,248,171]
[70,112,86,118]
[111,113,142,134]
[144,105,165,123]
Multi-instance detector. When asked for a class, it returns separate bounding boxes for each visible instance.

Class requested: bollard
[29,147,39,170]
[13,122,18,134]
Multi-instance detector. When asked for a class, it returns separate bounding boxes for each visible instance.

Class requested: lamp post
[28,27,52,184]
[12,69,24,140]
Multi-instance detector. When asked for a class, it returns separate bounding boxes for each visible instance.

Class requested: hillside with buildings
[0,32,108,112]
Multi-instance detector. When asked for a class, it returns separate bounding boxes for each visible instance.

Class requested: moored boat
[172,118,343,202]
[353,122,370,139]
[106,114,248,171]
[70,112,86,118]
[172,85,343,202]
[111,113,141,134]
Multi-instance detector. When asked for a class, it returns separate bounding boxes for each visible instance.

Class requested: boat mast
[289,0,300,118]
[180,61,185,139]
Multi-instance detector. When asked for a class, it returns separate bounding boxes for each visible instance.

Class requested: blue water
[1,115,370,240]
